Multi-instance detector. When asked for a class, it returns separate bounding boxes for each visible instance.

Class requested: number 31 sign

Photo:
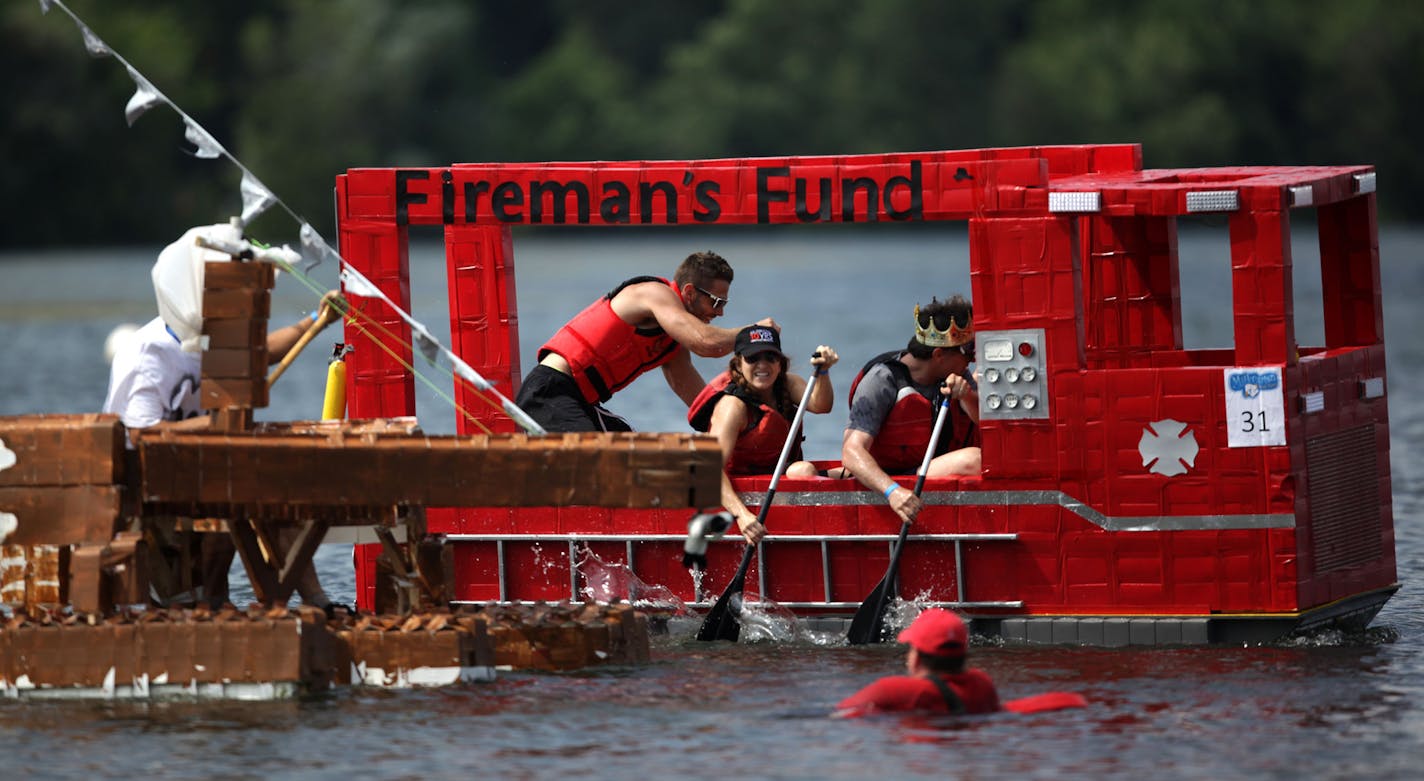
[1224,367,1286,447]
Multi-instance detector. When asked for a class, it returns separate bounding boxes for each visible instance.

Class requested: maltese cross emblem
[1138,419,1199,477]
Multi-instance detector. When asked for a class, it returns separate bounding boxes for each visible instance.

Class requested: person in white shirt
[104,223,347,613]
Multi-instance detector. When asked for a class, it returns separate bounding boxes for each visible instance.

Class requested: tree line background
[3,0,1420,249]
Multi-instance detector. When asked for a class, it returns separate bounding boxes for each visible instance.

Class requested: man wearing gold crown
[840,295,980,524]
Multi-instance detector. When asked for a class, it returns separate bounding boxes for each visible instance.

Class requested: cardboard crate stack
[199,259,274,425]
[0,414,127,611]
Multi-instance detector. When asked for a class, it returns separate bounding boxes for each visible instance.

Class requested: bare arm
[610,282,738,357]
[614,281,779,358]
[266,290,343,364]
[842,428,923,524]
[944,370,979,423]
[786,345,840,414]
[709,396,764,543]
[661,351,708,407]
[265,318,314,364]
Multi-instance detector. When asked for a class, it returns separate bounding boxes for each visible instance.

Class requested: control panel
[975,328,1048,420]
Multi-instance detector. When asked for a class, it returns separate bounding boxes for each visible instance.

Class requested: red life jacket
[538,276,683,404]
[834,668,1001,717]
[848,350,978,474]
[688,371,803,474]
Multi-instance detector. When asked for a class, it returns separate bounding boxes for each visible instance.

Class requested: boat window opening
[1175,216,1237,355]
[1292,216,1326,353]
[1118,215,1327,365]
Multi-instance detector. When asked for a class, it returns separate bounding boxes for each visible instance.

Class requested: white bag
[150,221,242,353]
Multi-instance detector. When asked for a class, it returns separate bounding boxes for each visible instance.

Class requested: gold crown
[914,304,973,348]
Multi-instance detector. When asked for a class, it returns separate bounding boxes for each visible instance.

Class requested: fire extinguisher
[322,343,354,420]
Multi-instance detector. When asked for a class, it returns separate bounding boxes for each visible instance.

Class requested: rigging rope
[39,0,544,435]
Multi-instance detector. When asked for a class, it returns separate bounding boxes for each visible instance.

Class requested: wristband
[814,367,828,376]
[883,484,897,500]
[308,308,321,322]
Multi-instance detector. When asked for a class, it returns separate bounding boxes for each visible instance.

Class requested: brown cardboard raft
[0,606,333,699]
[335,609,495,686]
[1,602,656,697]
[473,602,652,672]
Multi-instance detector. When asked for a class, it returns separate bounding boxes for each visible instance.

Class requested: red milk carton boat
[335,144,1396,645]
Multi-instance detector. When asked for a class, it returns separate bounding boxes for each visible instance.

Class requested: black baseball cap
[734,325,783,358]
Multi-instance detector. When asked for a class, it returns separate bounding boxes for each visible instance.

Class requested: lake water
[2,223,1422,780]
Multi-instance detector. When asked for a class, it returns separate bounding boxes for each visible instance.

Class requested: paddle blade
[1002,692,1088,713]
[695,575,745,642]
[845,575,893,645]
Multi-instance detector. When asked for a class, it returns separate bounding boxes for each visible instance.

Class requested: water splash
[728,592,845,646]
[883,589,939,637]
[527,542,573,588]
[575,546,690,616]
[687,566,706,603]
[1276,623,1399,648]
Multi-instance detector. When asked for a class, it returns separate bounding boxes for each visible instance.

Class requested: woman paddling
[688,325,838,544]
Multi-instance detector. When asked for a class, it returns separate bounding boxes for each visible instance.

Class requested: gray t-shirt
[847,357,975,437]
[847,361,940,436]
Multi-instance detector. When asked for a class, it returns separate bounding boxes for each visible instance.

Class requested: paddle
[845,394,952,645]
[695,360,822,642]
[266,300,341,388]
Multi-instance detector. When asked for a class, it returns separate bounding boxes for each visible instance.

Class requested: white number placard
[1224,367,1286,447]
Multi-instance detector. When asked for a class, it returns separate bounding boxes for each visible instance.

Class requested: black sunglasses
[695,285,729,309]
[743,352,782,364]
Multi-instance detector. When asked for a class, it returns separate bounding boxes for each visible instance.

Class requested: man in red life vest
[834,608,1000,717]
[840,295,980,524]
[514,250,778,432]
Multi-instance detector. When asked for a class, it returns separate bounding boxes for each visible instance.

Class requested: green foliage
[3,0,1419,248]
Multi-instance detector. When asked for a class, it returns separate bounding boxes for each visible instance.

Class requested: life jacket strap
[922,673,966,715]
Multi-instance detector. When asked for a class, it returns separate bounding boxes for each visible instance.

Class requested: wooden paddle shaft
[267,305,338,388]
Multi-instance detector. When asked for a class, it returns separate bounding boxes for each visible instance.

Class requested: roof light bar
[1185,190,1239,213]
[1048,191,1101,213]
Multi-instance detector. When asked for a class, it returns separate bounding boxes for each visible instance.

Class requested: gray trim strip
[737,489,1295,531]
[450,599,1024,610]
[446,533,1017,543]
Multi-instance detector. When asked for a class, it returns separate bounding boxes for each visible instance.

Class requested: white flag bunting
[239,171,277,227]
[123,67,162,126]
[38,0,548,434]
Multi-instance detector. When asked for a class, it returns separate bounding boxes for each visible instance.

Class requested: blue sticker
[1228,370,1280,398]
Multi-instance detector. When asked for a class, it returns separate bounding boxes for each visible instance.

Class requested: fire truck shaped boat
[335,144,1396,645]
